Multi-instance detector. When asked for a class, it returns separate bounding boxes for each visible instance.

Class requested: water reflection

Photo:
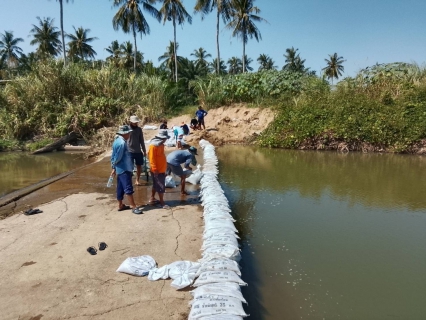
[217,146,426,320]
[0,152,92,197]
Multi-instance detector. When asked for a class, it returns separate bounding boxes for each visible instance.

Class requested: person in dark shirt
[195,106,208,130]
[159,119,168,129]
[190,118,198,130]
[181,121,190,135]
[128,115,146,186]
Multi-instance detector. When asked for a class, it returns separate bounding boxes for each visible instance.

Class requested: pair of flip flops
[24,208,43,215]
[118,205,143,215]
[87,242,108,255]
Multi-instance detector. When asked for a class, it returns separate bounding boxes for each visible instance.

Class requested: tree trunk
[216,8,220,75]
[133,24,137,72]
[173,17,178,83]
[60,0,67,67]
[242,40,246,73]
[32,132,78,155]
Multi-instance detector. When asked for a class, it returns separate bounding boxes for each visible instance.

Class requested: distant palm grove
[1,0,425,154]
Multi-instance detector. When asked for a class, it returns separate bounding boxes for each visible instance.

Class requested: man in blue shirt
[195,106,208,130]
[110,125,143,214]
[166,146,198,195]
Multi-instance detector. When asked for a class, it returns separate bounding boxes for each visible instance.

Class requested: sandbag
[188,296,248,319]
[165,175,176,188]
[193,271,247,287]
[116,255,157,277]
[196,259,241,276]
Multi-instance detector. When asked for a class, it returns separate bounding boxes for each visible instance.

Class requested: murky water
[216,146,426,320]
[0,151,92,197]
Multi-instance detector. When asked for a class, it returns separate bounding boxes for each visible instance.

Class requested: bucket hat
[129,115,140,123]
[117,124,133,135]
[156,129,170,139]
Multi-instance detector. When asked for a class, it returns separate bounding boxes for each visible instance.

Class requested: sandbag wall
[188,139,248,319]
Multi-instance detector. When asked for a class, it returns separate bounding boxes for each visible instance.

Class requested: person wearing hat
[166,146,198,195]
[110,125,143,214]
[128,115,147,186]
[147,129,170,209]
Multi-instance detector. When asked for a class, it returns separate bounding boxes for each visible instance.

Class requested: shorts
[198,118,205,126]
[152,172,166,194]
[130,152,144,166]
[116,171,134,200]
[167,163,184,176]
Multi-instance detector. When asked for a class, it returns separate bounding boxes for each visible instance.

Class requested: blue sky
[1,0,425,78]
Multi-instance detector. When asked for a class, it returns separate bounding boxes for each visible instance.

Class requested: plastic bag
[165,175,176,188]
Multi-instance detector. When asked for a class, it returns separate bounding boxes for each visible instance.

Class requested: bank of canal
[217,146,426,320]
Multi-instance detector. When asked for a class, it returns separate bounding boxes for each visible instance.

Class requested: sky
[1,0,426,78]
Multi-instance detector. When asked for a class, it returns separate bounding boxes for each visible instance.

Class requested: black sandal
[87,246,97,255]
[98,242,108,251]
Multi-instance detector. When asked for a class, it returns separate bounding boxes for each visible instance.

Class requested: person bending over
[166,146,198,195]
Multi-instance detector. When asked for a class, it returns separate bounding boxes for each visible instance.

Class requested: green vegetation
[258,63,426,153]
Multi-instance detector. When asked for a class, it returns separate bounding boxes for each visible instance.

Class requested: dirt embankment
[143,105,275,146]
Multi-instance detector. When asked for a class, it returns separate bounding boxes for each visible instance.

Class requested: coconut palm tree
[227,56,242,74]
[113,0,161,72]
[179,57,209,80]
[194,0,232,74]
[282,47,305,73]
[257,53,276,71]
[0,31,24,68]
[225,0,265,73]
[190,47,211,69]
[54,0,73,66]
[66,26,98,61]
[211,58,227,74]
[119,41,144,71]
[29,17,62,58]
[105,40,121,67]
[322,53,345,84]
[159,0,192,82]
[158,40,184,80]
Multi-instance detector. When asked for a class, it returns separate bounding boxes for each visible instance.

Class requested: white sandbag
[193,271,247,287]
[116,255,157,277]
[188,296,248,319]
[191,315,243,320]
[204,232,240,240]
[204,220,237,233]
[148,261,200,289]
[187,165,203,185]
[201,245,241,263]
[191,294,246,305]
[165,175,176,188]
[191,282,246,303]
[196,259,241,276]
[203,228,238,239]
[202,236,239,250]
[142,125,158,130]
[168,261,201,289]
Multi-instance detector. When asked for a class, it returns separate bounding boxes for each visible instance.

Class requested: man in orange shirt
[148,129,170,209]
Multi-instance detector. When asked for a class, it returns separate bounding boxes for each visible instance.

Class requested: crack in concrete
[170,208,183,260]
[43,199,68,228]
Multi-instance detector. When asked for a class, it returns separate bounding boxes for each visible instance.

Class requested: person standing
[128,115,146,186]
[148,129,170,209]
[195,106,208,130]
[166,146,198,195]
[110,125,143,214]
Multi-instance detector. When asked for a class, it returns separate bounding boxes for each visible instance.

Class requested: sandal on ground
[98,242,108,251]
[87,246,97,255]
[156,204,170,209]
[24,208,43,215]
[118,205,130,212]
[132,208,143,214]
[148,199,160,205]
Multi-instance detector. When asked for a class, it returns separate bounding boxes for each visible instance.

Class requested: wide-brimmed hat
[117,124,133,135]
[129,115,140,123]
[188,146,198,155]
[156,129,170,139]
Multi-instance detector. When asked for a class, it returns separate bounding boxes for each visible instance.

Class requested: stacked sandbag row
[188,139,249,320]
